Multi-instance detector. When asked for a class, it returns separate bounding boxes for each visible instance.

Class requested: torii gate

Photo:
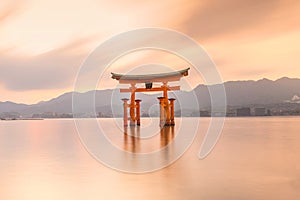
[111,68,190,127]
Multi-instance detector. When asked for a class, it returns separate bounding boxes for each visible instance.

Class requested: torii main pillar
[129,84,136,126]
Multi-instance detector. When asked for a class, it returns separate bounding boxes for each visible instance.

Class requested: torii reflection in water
[123,126,175,153]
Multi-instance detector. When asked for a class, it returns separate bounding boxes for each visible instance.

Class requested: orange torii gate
[111,68,190,127]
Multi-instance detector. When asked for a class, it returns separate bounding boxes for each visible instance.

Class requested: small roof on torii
[111,67,190,83]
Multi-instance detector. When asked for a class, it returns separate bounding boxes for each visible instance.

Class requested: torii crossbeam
[111,67,190,127]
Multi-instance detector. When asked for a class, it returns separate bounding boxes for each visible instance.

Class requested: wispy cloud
[181,0,300,40]
[0,36,99,91]
[0,1,24,25]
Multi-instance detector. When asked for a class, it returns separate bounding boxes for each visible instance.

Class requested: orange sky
[0,0,300,104]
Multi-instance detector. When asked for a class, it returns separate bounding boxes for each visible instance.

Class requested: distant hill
[1,77,300,117]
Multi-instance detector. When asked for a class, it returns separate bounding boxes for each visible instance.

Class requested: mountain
[224,77,300,105]
[1,77,300,117]
[0,101,29,113]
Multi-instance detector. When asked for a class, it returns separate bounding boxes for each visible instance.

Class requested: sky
[0,0,300,104]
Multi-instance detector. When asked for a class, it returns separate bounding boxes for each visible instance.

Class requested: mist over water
[0,117,299,199]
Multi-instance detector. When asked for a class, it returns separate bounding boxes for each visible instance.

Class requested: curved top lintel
[111,67,190,83]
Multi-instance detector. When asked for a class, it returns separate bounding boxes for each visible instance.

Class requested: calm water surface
[0,117,299,200]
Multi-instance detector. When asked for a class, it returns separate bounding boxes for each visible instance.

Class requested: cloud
[1,0,300,102]
[0,36,98,91]
[179,0,300,40]
[0,1,23,24]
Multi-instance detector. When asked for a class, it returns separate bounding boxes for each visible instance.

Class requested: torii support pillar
[121,98,129,127]
[135,99,141,126]
[157,97,165,127]
[121,98,142,127]
[169,98,176,126]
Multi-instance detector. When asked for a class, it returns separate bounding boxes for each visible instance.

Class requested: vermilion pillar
[135,99,141,126]
[121,98,129,126]
[157,97,165,127]
[169,98,176,126]
[162,83,171,126]
[130,84,136,126]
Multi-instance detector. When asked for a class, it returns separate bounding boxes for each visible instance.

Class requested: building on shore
[254,107,266,116]
[200,110,210,117]
[236,107,251,116]
[226,110,236,117]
